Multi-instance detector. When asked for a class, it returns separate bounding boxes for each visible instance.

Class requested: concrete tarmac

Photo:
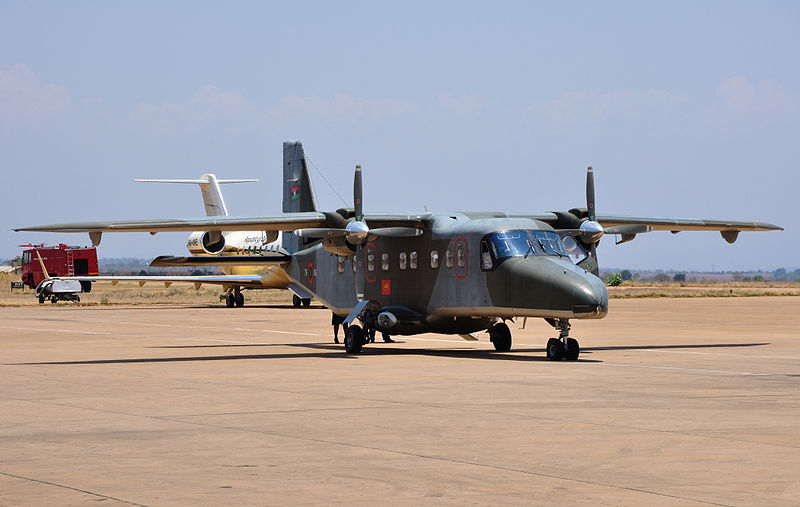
[1,297,799,506]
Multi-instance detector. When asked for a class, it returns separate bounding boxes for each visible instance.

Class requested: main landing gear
[224,287,245,308]
[489,322,512,352]
[545,319,580,361]
[292,294,311,308]
[342,321,394,354]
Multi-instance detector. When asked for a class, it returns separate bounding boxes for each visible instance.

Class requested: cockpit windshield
[486,230,569,260]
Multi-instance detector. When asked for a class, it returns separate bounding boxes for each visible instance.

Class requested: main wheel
[546,338,564,361]
[234,292,244,307]
[344,325,364,354]
[292,294,302,307]
[491,322,512,352]
[564,338,580,361]
[226,293,235,308]
[302,298,311,307]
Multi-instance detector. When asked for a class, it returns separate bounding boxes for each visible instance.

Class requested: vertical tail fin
[282,141,318,253]
[283,141,317,214]
[134,175,258,216]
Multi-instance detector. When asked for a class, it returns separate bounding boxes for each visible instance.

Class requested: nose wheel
[546,319,580,361]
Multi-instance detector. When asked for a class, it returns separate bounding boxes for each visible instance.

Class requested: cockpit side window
[485,229,569,261]
[480,240,493,271]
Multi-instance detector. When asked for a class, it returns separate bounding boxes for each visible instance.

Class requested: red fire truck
[20,244,99,291]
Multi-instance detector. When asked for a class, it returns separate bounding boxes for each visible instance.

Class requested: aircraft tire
[226,293,235,308]
[491,323,512,352]
[344,325,364,354]
[235,293,244,307]
[565,338,579,360]
[302,298,311,307]
[292,294,302,307]
[546,338,564,361]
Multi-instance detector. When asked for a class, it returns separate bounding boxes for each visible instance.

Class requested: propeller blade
[294,228,348,239]
[368,227,424,238]
[586,166,596,221]
[354,164,363,221]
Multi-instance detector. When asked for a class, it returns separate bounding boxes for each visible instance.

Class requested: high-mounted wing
[515,213,781,233]
[15,212,327,233]
[15,213,329,246]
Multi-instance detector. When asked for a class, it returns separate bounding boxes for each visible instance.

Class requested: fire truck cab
[20,244,99,292]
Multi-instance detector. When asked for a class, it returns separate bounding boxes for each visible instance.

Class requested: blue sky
[1,1,797,270]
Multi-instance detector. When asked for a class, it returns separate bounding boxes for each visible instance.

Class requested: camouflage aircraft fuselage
[287,213,608,336]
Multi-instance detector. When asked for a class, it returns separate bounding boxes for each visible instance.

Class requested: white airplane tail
[134,174,258,216]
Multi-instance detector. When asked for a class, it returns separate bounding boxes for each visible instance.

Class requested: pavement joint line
[155,415,731,506]
[0,325,114,336]
[0,470,147,506]
[638,349,800,360]
[599,362,773,376]
[114,321,322,336]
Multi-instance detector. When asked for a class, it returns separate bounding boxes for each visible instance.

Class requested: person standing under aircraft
[332,312,348,344]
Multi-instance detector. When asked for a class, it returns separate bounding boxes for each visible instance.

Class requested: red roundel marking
[307,262,314,283]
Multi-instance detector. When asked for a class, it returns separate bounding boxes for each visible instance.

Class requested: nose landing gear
[546,319,579,361]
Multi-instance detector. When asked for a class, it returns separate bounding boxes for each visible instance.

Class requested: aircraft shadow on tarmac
[10,341,769,366]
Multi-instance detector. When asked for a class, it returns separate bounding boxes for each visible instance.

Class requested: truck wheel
[51,296,57,304]
[39,295,45,304]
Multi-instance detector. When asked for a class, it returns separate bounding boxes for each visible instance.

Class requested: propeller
[294,164,423,301]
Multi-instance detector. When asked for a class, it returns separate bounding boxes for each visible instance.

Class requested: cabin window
[430,250,439,268]
[367,252,375,272]
[455,237,468,279]
[399,252,407,270]
[352,256,357,272]
[409,251,418,269]
[381,253,390,271]
[456,244,466,267]
[445,248,454,268]
[337,256,345,273]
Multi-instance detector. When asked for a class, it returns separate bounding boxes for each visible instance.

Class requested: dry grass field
[1,272,798,307]
[0,272,293,307]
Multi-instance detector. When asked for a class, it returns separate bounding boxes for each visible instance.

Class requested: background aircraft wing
[149,255,291,267]
[54,274,266,289]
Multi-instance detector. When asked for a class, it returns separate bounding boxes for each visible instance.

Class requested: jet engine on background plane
[186,230,279,255]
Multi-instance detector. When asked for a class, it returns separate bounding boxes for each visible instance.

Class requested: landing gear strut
[546,319,579,361]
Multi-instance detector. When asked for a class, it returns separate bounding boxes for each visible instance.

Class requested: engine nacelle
[377,311,398,329]
[202,231,226,254]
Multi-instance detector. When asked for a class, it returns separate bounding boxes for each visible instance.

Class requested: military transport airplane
[16,162,781,360]
[44,141,318,308]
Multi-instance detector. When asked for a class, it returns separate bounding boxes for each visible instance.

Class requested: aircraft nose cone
[572,276,608,318]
